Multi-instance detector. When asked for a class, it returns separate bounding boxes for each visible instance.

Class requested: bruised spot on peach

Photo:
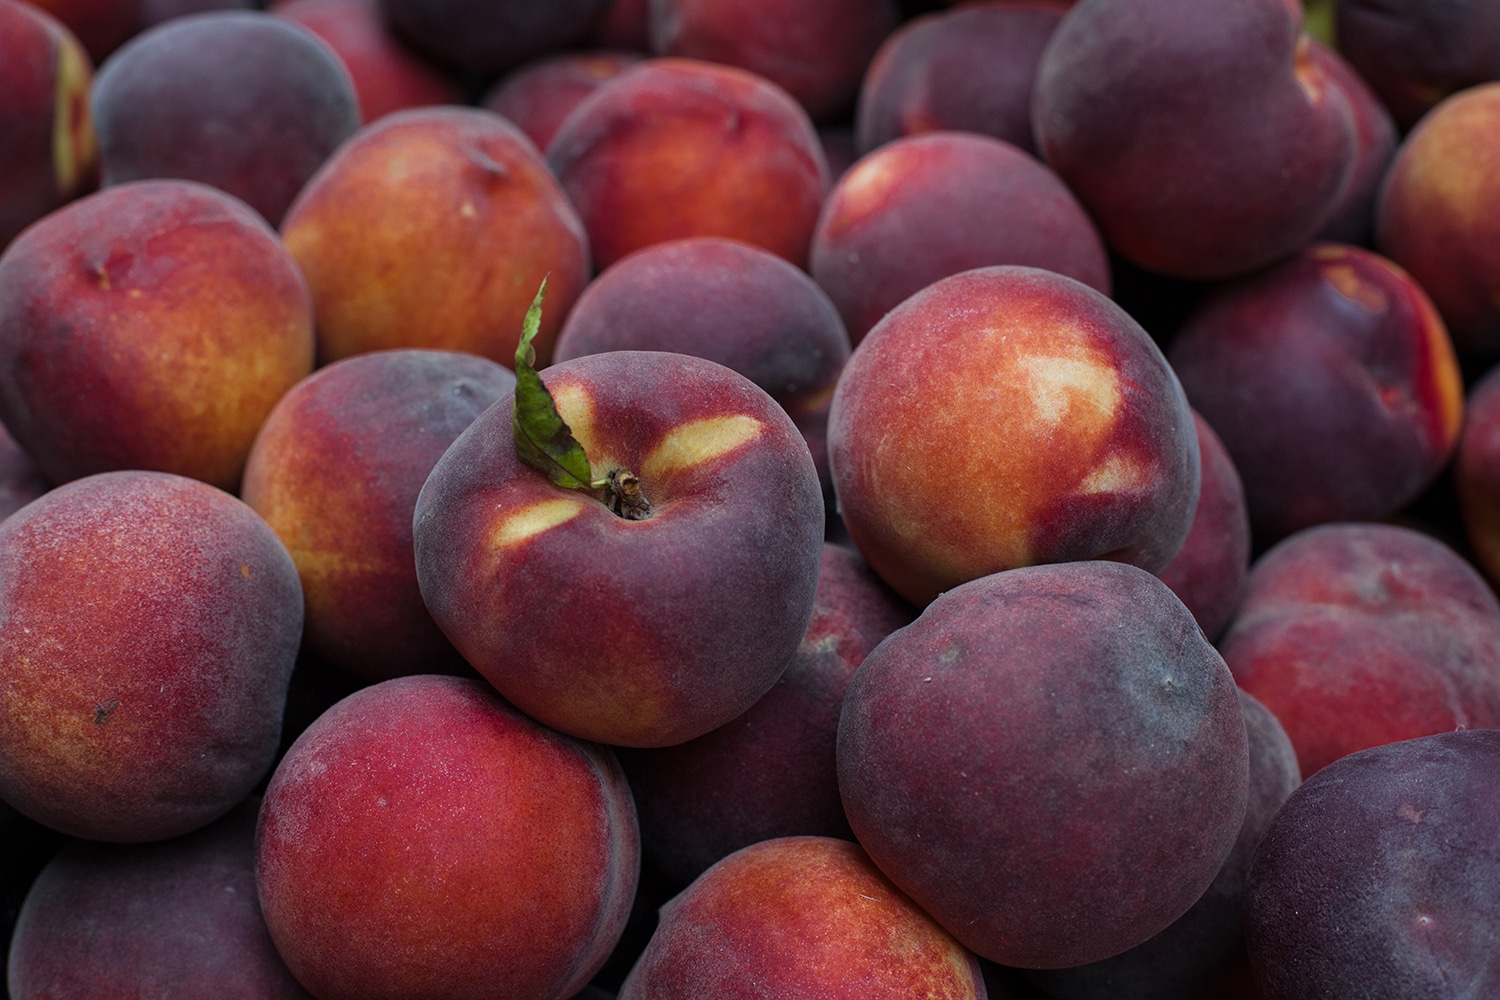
[1016,349,1121,431]
[490,498,586,548]
[642,415,765,480]
[1323,262,1389,311]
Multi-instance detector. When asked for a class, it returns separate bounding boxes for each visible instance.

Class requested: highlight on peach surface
[827,264,1199,607]
[281,105,590,368]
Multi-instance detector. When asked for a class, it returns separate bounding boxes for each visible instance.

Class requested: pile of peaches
[2,0,1499,996]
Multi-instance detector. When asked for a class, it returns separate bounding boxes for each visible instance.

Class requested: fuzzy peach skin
[618,544,913,889]
[0,179,314,492]
[618,837,986,999]
[1031,0,1356,280]
[91,12,361,227]
[855,0,1070,156]
[809,130,1111,344]
[837,561,1249,968]
[282,106,589,368]
[255,674,639,1000]
[413,351,825,748]
[647,0,900,123]
[1376,82,1500,355]
[546,58,830,271]
[0,470,303,843]
[241,349,515,680]
[1219,522,1500,777]
[7,800,312,1000]
[271,0,465,125]
[1168,243,1464,544]
[827,265,1199,607]
[0,0,97,251]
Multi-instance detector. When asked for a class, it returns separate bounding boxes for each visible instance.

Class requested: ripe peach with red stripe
[827,265,1199,607]
[413,350,825,748]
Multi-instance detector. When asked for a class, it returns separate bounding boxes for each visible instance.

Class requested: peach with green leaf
[413,283,825,747]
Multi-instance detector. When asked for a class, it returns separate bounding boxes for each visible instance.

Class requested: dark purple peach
[1022,689,1300,999]
[7,801,312,999]
[837,560,1249,968]
[618,544,913,888]
[1156,410,1251,642]
[1310,39,1396,247]
[855,0,1069,156]
[91,11,360,226]
[1032,0,1357,279]
[553,236,851,489]
[1168,243,1464,544]
[1245,729,1500,998]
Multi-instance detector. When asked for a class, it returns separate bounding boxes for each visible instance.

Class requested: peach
[1457,363,1500,583]
[91,11,361,226]
[1310,40,1396,246]
[241,349,516,681]
[1218,521,1500,777]
[1156,411,1251,642]
[837,561,1249,968]
[482,50,644,152]
[1021,689,1300,999]
[282,106,589,368]
[0,179,315,491]
[413,350,825,747]
[1031,0,1357,279]
[617,544,913,888]
[377,0,610,75]
[1244,729,1500,997]
[855,0,1069,156]
[1376,82,1500,355]
[617,837,986,999]
[7,800,311,999]
[591,0,648,50]
[1336,0,1500,129]
[552,236,851,490]
[272,0,465,124]
[256,674,639,1000]
[809,130,1111,345]
[647,0,900,122]
[827,265,1198,607]
[0,470,303,842]
[1168,243,1464,544]
[546,58,829,271]
[0,0,97,251]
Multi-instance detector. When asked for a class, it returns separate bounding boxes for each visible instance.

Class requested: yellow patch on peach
[550,381,600,459]
[1321,261,1390,312]
[1078,453,1147,495]
[489,498,586,548]
[641,414,764,479]
[1291,34,1328,105]
[51,31,96,196]
[1016,347,1122,432]
[828,153,904,235]
[1416,291,1466,447]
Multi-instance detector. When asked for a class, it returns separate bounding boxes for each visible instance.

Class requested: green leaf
[512,278,595,490]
